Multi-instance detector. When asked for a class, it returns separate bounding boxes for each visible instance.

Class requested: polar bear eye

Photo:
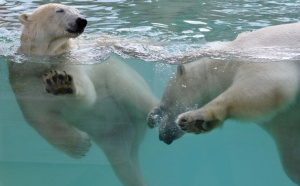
[56,9,64,13]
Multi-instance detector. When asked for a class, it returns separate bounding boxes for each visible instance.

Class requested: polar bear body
[222,22,300,49]
[9,4,158,186]
[148,23,300,184]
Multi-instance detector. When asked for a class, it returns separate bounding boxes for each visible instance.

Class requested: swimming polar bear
[8,3,158,186]
[148,22,300,185]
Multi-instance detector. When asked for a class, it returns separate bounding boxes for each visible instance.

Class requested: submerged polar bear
[148,23,300,184]
[9,3,158,186]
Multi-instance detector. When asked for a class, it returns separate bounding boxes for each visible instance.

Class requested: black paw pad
[194,120,206,131]
[43,70,74,95]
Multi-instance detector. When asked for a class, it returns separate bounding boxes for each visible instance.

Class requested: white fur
[9,4,158,186]
[148,22,300,185]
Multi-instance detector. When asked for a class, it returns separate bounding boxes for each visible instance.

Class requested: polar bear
[9,3,158,186]
[148,22,300,185]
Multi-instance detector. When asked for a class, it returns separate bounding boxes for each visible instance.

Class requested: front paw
[176,111,218,134]
[147,107,163,128]
[43,70,74,95]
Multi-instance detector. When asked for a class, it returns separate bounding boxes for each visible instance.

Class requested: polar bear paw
[43,70,75,95]
[147,107,164,128]
[64,131,92,159]
[176,111,219,134]
[56,131,92,159]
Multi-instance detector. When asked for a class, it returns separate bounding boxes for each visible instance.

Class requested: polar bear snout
[67,17,87,34]
[158,115,185,145]
[159,124,184,145]
[148,105,186,144]
[76,17,87,30]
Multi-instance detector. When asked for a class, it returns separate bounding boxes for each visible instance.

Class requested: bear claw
[43,70,74,95]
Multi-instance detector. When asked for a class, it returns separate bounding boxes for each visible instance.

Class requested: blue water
[0,0,299,185]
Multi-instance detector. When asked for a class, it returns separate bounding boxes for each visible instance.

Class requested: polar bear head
[148,65,194,144]
[18,3,87,55]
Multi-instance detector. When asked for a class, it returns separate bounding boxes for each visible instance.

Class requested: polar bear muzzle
[67,17,87,34]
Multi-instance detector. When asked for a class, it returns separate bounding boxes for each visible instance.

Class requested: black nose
[159,125,185,145]
[159,134,174,145]
[76,17,87,29]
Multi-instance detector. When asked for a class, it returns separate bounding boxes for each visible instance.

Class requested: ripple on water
[1,0,300,64]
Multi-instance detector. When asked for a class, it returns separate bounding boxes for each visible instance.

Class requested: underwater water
[1,0,300,186]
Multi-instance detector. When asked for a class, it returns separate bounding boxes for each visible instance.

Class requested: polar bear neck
[18,27,73,56]
[47,38,73,55]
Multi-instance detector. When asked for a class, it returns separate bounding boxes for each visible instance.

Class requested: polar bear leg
[261,107,300,185]
[271,126,300,185]
[93,123,147,186]
[23,106,91,158]
[34,113,91,158]
[177,84,294,134]
[177,64,299,134]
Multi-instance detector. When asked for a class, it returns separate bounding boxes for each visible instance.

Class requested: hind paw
[59,131,92,159]
[43,70,74,95]
[67,132,92,159]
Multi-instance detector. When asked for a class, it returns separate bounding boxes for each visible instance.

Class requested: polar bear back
[222,22,300,50]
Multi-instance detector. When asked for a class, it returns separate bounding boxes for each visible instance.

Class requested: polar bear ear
[19,13,31,25]
[176,64,186,77]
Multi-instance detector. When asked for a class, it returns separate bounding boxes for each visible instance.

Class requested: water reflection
[2,0,299,37]
[2,0,300,64]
